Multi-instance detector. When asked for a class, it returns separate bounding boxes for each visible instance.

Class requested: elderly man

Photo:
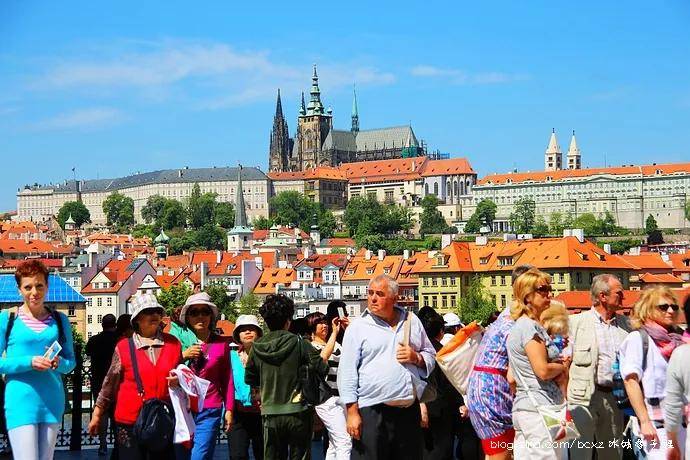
[568,274,631,460]
[338,274,435,460]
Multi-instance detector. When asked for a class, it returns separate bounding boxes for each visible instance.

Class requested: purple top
[474,307,513,370]
[190,336,234,411]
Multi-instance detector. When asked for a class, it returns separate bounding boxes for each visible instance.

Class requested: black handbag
[297,338,331,407]
[128,338,175,452]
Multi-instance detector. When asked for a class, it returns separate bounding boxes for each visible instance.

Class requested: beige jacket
[567,308,630,405]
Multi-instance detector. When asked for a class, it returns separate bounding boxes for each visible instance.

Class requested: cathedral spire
[306,64,325,115]
[299,91,306,116]
[351,85,360,133]
[544,128,563,171]
[234,165,248,228]
[567,130,582,170]
[275,89,283,118]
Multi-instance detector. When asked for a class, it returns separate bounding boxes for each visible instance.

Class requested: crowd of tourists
[1,259,690,460]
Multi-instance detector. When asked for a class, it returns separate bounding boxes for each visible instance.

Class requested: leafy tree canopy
[458,276,498,326]
[157,284,192,315]
[57,201,90,229]
[419,195,450,236]
[103,192,134,229]
[509,198,536,234]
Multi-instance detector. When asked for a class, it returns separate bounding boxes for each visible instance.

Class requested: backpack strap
[639,329,649,373]
[50,310,65,346]
[4,309,17,345]
[128,337,145,397]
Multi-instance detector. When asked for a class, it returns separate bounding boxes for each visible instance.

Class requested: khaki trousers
[569,389,623,460]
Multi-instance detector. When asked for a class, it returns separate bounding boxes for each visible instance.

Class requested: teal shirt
[0,310,76,430]
[168,322,198,361]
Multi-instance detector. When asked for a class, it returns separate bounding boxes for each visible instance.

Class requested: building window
[431,278,437,286]
[501,294,507,307]
[87,315,92,324]
[441,296,447,308]
[97,298,102,307]
[451,296,456,308]
[500,276,506,286]
[441,277,447,286]
[432,297,437,308]
[68,305,75,317]
[423,296,429,307]
[433,183,439,196]
[88,332,93,339]
[107,297,112,307]
[97,314,103,323]
[491,276,496,286]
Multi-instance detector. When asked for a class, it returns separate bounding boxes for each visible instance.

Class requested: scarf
[642,321,688,361]
[230,349,252,407]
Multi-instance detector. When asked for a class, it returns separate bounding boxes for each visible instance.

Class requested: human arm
[336,325,361,406]
[419,402,429,428]
[89,348,123,434]
[619,332,658,444]
[244,348,259,388]
[397,315,436,375]
[319,318,340,362]
[345,402,362,440]
[664,348,686,437]
[223,343,235,413]
[305,339,329,377]
[0,311,34,374]
[525,336,566,381]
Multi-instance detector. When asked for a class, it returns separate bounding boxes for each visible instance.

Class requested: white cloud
[35,107,122,130]
[410,65,528,85]
[35,40,396,109]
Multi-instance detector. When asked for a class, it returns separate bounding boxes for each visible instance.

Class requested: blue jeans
[175,407,223,460]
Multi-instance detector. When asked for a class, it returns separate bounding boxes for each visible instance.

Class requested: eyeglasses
[656,303,679,313]
[188,309,212,317]
[535,285,553,294]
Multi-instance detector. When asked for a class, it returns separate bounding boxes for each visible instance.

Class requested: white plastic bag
[435,322,482,396]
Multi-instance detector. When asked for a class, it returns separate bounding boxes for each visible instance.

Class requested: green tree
[344,195,411,238]
[419,195,449,236]
[187,184,217,229]
[599,211,619,236]
[458,276,498,326]
[648,229,664,245]
[597,238,643,254]
[214,202,235,228]
[160,199,187,230]
[317,209,337,239]
[509,198,536,234]
[532,215,549,237]
[131,224,157,240]
[573,213,599,235]
[252,215,272,230]
[270,191,312,227]
[548,212,565,236]
[141,195,167,225]
[354,234,387,252]
[103,192,134,228]
[157,284,193,315]
[463,213,482,234]
[237,292,261,318]
[645,214,658,235]
[206,284,237,320]
[194,224,226,250]
[57,201,90,228]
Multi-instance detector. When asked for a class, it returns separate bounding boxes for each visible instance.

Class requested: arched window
[425,184,429,195]
[433,183,439,196]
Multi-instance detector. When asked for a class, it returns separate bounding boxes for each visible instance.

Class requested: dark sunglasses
[535,285,553,294]
[188,308,212,317]
[656,303,679,313]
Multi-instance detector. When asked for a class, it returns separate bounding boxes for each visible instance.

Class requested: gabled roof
[0,239,72,255]
[253,227,309,241]
[397,252,430,285]
[340,157,428,184]
[668,253,690,273]
[268,166,347,181]
[420,158,475,176]
[478,161,690,186]
[414,244,473,274]
[619,253,672,271]
[81,258,150,294]
[254,268,297,294]
[295,254,348,270]
[321,237,355,248]
[341,253,403,282]
[0,273,86,303]
[638,273,685,284]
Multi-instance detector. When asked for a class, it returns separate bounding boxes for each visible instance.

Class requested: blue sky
[2,0,690,212]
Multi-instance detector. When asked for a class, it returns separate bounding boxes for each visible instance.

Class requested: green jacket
[245,330,328,415]
[168,322,198,353]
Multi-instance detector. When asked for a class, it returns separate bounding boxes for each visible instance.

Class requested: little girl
[540,301,571,395]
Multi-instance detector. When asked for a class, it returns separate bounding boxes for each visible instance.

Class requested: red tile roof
[323,237,355,248]
[478,162,690,186]
[252,227,309,241]
[268,166,347,181]
[0,239,73,255]
[254,268,297,294]
[340,157,429,184]
[619,253,672,271]
[668,253,690,273]
[638,273,685,284]
[420,158,475,176]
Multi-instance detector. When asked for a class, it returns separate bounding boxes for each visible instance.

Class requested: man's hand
[420,403,429,428]
[224,410,233,433]
[459,405,469,419]
[639,420,659,445]
[183,344,202,360]
[396,344,421,366]
[346,404,362,440]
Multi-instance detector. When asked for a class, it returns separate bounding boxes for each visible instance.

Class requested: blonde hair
[540,301,569,336]
[631,285,679,330]
[510,268,552,321]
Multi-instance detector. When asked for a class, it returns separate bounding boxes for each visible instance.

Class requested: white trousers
[315,396,352,460]
[8,423,60,460]
[513,409,566,460]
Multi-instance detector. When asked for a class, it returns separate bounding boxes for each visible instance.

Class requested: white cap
[443,312,462,327]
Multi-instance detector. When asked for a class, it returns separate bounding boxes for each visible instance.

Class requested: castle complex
[269,66,424,172]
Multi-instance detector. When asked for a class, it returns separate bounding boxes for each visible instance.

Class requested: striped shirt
[18,310,54,334]
[311,341,341,396]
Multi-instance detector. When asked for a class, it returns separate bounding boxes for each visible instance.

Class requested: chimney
[603,243,612,254]
[571,229,585,243]
[294,227,300,236]
[411,160,416,171]
[216,250,222,265]
[303,247,311,259]
[254,256,263,271]
[403,249,410,260]
[378,249,386,261]
[475,236,488,246]
[441,234,453,249]
[200,262,208,290]
[365,250,372,260]
[661,252,670,262]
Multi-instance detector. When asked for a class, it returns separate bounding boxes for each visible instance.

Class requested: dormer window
[479,257,489,265]
[383,267,390,274]
[346,269,355,275]
[366,268,374,275]
[497,256,513,266]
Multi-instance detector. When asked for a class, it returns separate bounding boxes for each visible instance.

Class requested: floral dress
[466,308,514,441]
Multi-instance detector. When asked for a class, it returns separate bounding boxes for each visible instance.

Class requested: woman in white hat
[87,293,181,458]
[228,314,264,460]
[177,292,234,460]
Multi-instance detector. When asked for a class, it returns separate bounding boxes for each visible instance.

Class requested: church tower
[351,85,359,133]
[544,129,562,171]
[269,89,291,172]
[567,130,581,170]
[295,65,333,170]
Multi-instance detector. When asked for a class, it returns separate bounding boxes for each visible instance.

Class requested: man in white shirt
[338,274,436,460]
[568,274,630,460]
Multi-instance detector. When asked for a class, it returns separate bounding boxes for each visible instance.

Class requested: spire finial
[351,84,360,133]
[275,89,283,118]
[307,64,324,115]
[234,164,248,228]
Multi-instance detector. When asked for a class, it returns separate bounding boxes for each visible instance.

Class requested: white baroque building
[17,166,271,225]
[466,162,690,230]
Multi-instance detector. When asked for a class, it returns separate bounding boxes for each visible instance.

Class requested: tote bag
[513,362,580,442]
[435,322,483,396]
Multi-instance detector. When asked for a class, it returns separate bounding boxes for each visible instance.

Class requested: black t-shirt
[85,330,119,389]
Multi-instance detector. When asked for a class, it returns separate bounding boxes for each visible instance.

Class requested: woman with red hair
[0,260,76,460]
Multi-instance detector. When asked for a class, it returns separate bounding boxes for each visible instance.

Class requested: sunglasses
[535,285,553,294]
[656,303,679,313]
[188,308,212,317]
